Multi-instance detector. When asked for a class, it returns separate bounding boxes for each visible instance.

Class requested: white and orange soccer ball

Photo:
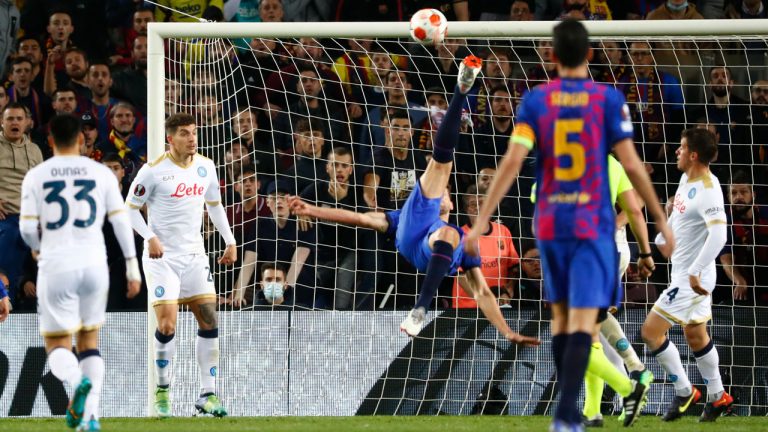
[409,9,448,45]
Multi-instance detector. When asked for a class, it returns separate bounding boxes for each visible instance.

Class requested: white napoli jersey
[126,153,220,257]
[20,156,125,273]
[668,172,727,282]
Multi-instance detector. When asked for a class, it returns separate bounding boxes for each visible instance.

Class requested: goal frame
[145,18,768,416]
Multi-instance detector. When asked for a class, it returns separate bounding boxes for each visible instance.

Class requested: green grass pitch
[0,416,765,432]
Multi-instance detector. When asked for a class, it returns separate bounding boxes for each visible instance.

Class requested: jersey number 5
[554,119,586,182]
[43,180,97,230]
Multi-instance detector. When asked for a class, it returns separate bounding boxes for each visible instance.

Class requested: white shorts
[37,265,109,337]
[144,254,216,306]
[652,274,715,326]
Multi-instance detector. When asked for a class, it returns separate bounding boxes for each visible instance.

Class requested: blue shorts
[395,182,470,274]
[538,238,620,308]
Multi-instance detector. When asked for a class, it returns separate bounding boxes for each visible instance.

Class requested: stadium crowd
[1,0,768,313]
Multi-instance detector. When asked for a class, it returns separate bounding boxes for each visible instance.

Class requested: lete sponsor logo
[170,183,204,198]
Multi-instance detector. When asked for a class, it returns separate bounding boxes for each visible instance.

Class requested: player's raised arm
[204,162,237,266]
[287,196,390,234]
[104,169,142,298]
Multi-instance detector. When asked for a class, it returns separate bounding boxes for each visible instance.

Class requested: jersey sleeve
[19,170,40,221]
[204,160,223,206]
[126,164,154,209]
[384,210,400,238]
[509,92,538,150]
[699,187,727,227]
[605,89,634,146]
[607,155,633,201]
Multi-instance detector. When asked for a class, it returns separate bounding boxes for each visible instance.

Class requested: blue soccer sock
[414,240,454,310]
[432,87,466,163]
[551,333,568,377]
[555,331,592,424]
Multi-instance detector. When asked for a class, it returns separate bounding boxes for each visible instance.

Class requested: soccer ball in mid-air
[409,9,448,45]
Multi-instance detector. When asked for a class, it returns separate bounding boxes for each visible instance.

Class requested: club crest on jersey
[155,286,165,297]
[688,188,697,199]
[197,166,207,177]
[134,184,146,197]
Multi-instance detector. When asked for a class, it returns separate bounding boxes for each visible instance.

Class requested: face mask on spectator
[263,282,284,303]
[666,1,689,12]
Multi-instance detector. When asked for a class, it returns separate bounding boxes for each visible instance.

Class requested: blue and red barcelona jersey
[512,77,634,240]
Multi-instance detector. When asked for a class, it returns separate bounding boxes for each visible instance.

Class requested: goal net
[147,20,768,417]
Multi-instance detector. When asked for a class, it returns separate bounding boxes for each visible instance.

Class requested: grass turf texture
[0,416,764,432]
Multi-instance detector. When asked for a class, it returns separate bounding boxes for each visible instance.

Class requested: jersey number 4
[43,180,97,230]
[554,119,586,181]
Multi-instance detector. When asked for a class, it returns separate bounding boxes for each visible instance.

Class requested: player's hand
[23,281,36,298]
[148,236,164,259]
[287,196,308,216]
[637,256,655,278]
[655,222,675,258]
[0,296,10,322]
[463,230,481,257]
[126,280,141,299]
[297,215,314,232]
[505,332,541,346]
[689,274,709,296]
[218,244,238,265]
[230,294,247,308]
[31,250,39,261]
[733,274,748,301]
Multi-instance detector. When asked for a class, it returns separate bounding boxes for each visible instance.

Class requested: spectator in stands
[284,118,329,193]
[7,57,51,129]
[333,40,405,112]
[80,112,103,162]
[258,0,285,22]
[51,87,78,116]
[469,47,518,125]
[112,35,148,115]
[86,62,119,139]
[0,86,7,112]
[752,80,768,105]
[106,101,146,167]
[154,0,224,22]
[231,108,276,182]
[720,170,768,305]
[195,92,230,162]
[751,80,768,165]
[254,263,292,307]
[44,48,90,106]
[510,0,534,20]
[363,108,427,211]
[557,0,612,20]
[114,7,153,67]
[453,184,518,308]
[517,241,543,304]
[0,0,20,79]
[359,70,428,162]
[255,180,316,308]
[16,37,46,93]
[0,102,44,302]
[646,0,704,18]
[273,64,349,151]
[460,85,513,175]
[697,66,753,172]
[301,147,364,309]
[620,41,684,193]
[725,0,768,18]
[514,40,558,99]
[593,40,630,84]
[414,87,449,153]
[44,10,75,73]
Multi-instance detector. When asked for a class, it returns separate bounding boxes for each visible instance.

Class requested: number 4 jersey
[20,156,127,274]
[512,78,634,241]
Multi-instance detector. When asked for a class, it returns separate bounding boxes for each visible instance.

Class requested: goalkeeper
[288,56,538,346]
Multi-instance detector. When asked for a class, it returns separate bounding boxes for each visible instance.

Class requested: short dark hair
[730,169,752,187]
[260,262,286,277]
[165,112,195,135]
[2,102,27,115]
[16,35,41,50]
[49,114,82,149]
[294,117,323,134]
[681,128,718,165]
[11,56,32,70]
[489,84,511,98]
[330,146,352,159]
[708,65,732,80]
[88,61,111,74]
[237,164,256,181]
[553,19,590,68]
[52,87,76,100]
[101,153,124,165]
[63,48,88,62]
[463,183,479,206]
[385,107,410,124]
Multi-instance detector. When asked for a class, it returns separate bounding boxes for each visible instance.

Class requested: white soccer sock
[196,329,219,396]
[154,331,176,387]
[49,348,83,388]
[653,339,692,397]
[79,351,105,421]
[601,314,644,373]
[599,333,627,377]
[694,340,724,402]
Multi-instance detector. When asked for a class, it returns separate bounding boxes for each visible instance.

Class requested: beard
[731,204,750,218]
[712,86,729,97]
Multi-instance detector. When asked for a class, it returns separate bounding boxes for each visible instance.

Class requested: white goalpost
[145,19,768,417]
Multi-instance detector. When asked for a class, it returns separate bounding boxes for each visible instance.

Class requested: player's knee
[157,321,176,336]
[432,227,460,248]
[640,322,662,349]
[683,325,708,350]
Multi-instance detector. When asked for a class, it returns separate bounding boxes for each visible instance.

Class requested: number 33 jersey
[126,153,221,257]
[512,78,634,241]
[20,156,126,273]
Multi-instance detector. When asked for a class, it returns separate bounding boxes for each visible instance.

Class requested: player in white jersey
[641,128,733,422]
[126,112,237,418]
[19,114,142,432]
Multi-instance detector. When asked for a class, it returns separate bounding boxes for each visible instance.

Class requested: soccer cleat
[195,393,228,417]
[457,55,482,94]
[662,387,701,422]
[154,387,171,418]
[699,391,734,422]
[76,416,101,432]
[66,377,92,428]
[622,377,650,427]
[582,414,604,428]
[549,420,585,432]
[399,307,426,337]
